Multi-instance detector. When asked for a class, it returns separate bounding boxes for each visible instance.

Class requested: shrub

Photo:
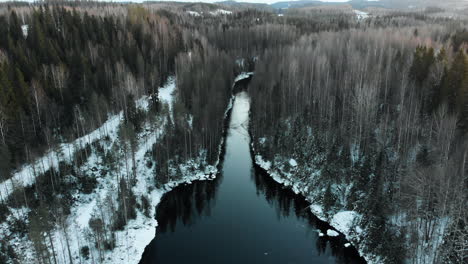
[80,246,90,260]
[141,195,151,218]
[0,203,9,222]
[79,175,98,194]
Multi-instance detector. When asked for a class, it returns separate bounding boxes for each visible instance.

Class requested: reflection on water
[139,91,365,264]
[155,177,222,233]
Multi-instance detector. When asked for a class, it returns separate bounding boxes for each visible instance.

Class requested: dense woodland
[0,1,466,264]
[250,20,468,264]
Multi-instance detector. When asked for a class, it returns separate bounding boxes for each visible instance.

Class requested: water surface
[139,91,365,264]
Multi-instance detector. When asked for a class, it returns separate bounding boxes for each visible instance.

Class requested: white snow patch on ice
[255,155,272,171]
[327,229,340,237]
[331,211,359,234]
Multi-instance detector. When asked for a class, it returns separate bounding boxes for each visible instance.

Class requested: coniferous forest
[0,1,467,264]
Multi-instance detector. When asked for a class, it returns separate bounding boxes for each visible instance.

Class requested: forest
[0,1,466,264]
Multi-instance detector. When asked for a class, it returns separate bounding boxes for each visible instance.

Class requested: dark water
[139,91,366,264]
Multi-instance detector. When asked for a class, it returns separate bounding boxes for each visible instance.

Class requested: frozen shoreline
[252,153,376,264]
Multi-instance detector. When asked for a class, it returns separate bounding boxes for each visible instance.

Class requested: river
[139,90,366,264]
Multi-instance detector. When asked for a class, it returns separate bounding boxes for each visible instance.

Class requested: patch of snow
[21,24,29,37]
[354,10,369,20]
[331,211,359,234]
[327,229,339,237]
[158,76,176,110]
[310,204,323,216]
[289,158,297,167]
[278,14,284,17]
[235,58,245,68]
[350,143,360,164]
[255,155,272,171]
[345,243,351,248]
[234,72,254,83]
[186,11,201,17]
[259,137,266,145]
[75,199,96,229]
[210,9,233,16]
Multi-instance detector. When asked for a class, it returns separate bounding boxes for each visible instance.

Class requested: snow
[186,11,201,17]
[235,58,245,68]
[255,155,272,171]
[289,158,297,167]
[310,204,323,216]
[350,143,360,164]
[21,24,29,37]
[327,229,339,237]
[277,14,284,17]
[234,72,254,82]
[210,9,233,16]
[354,10,369,20]
[331,211,359,235]
[158,76,176,111]
[345,243,351,248]
[259,137,266,145]
[75,199,96,229]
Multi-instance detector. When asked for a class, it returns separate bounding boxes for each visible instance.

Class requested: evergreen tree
[323,183,336,217]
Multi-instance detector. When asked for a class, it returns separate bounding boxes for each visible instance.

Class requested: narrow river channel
[139,89,366,264]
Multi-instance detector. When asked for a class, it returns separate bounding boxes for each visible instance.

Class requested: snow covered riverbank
[252,153,376,263]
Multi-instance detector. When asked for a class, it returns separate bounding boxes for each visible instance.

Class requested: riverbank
[250,148,377,263]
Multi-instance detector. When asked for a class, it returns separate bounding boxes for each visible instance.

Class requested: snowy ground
[186,11,201,17]
[234,72,254,82]
[354,10,370,20]
[210,9,232,16]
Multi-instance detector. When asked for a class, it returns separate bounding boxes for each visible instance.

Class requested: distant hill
[270,0,383,10]
[216,0,274,11]
[270,0,323,10]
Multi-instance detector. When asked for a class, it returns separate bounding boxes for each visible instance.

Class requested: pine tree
[13,67,30,111]
[323,183,336,217]
[444,50,467,114]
